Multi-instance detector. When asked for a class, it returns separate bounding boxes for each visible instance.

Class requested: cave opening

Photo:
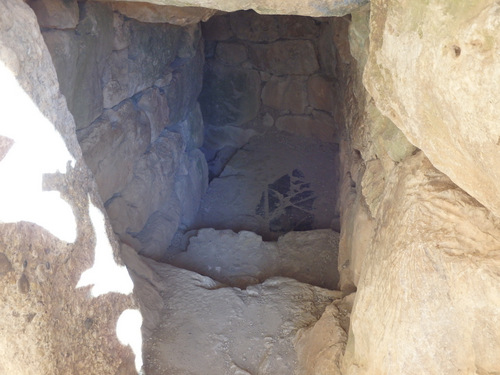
[29,2,353,373]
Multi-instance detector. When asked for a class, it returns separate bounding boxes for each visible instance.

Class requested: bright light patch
[77,198,134,297]
[0,61,76,242]
[116,309,144,374]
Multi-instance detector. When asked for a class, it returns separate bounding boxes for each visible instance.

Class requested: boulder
[364,0,500,218]
[0,0,140,373]
[26,0,79,29]
[140,258,342,375]
[343,152,500,374]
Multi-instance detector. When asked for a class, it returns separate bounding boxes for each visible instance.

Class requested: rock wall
[200,10,342,179]
[0,0,141,373]
[31,0,209,259]
[332,2,500,374]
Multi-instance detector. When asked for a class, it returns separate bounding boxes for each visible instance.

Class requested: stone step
[166,228,340,290]
[138,255,343,375]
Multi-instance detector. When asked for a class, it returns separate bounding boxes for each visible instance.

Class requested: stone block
[215,42,248,65]
[201,14,233,41]
[28,0,79,29]
[199,62,261,127]
[229,10,281,42]
[249,40,319,75]
[77,100,151,203]
[262,75,308,114]
[308,74,336,113]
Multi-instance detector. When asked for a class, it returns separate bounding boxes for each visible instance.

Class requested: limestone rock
[27,0,79,29]
[169,103,205,151]
[175,149,209,227]
[98,0,368,17]
[199,63,261,127]
[364,0,500,218]
[193,131,341,240]
[111,2,218,25]
[249,40,319,75]
[169,228,339,289]
[215,42,248,65]
[343,152,500,374]
[308,74,336,113]
[41,2,114,129]
[164,39,204,124]
[262,75,308,114]
[0,0,140,373]
[77,100,151,203]
[140,257,342,375]
[295,302,349,375]
[136,87,171,141]
[106,132,185,258]
[201,14,234,41]
[227,10,320,43]
[275,112,338,143]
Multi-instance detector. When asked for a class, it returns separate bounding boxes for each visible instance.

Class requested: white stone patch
[77,198,134,297]
[116,309,144,374]
[0,61,76,242]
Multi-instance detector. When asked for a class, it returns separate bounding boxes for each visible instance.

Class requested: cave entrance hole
[187,10,343,242]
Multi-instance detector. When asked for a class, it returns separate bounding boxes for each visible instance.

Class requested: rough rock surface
[168,228,340,289]
[365,0,500,218]
[35,1,208,259]
[200,11,341,182]
[0,0,140,373]
[343,152,500,374]
[110,2,218,25]
[135,256,343,375]
[193,131,341,240]
[99,0,369,17]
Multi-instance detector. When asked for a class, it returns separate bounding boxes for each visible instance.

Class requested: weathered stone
[164,40,204,125]
[102,48,129,109]
[141,256,341,375]
[175,149,208,227]
[39,2,114,129]
[229,10,281,42]
[249,40,319,75]
[193,131,340,240]
[112,12,131,50]
[0,1,139,373]
[308,74,336,113]
[170,228,339,289]
[106,132,185,258]
[364,0,500,218]
[111,2,218,25]
[215,42,248,65]
[136,87,170,141]
[262,76,308,114]
[167,105,203,153]
[295,302,348,375]
[201,14,233,41]
[199,63,261,127]
[0,253,12,276]
[77,100,151,203]
[275,112,338,143]
[343,152,500,374]
[98,0,369,17]
[27,0,79,29]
